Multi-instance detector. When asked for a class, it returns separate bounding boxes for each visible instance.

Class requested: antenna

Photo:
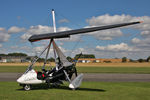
[52,9,56,33]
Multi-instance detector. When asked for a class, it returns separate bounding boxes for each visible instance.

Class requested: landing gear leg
[24,84,31,91]
[46,77,51,88]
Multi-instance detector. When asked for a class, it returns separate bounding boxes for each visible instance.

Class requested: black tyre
[24,84,31,91]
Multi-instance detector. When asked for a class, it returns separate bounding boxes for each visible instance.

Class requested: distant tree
[129,59,136,62]
[0,54,7,56]
[138,59,145,63]
[67,56,72,62]
[146,56,150,62]
[74,54,95,59]
[47,57,55,62]
[26,56,31,60]
[122,57,127,62]
[104,61,111,63]
[8,53,27,57]
[37,58,45,62]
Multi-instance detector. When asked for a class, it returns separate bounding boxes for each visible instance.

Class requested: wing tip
[139,21,144,23]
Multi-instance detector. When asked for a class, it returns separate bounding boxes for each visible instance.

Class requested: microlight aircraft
[17,9,142,90]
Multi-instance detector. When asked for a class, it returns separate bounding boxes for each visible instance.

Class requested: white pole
[52,9,56,33]
[51,9,58,70]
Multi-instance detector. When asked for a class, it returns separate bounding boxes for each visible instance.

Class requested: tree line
[0,52,150,63]
[0,53,27,57]
[122,56,150,63]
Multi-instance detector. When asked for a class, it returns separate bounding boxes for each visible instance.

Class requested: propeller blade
[74,67,78,77]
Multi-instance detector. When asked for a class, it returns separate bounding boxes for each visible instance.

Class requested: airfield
[0,62,150,100]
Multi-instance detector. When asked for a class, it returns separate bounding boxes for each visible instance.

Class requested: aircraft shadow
[77,87,105,92]
[17,86,106,92]
[55,86,106,92]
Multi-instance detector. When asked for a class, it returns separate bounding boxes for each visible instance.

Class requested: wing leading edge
[28,21,142,42]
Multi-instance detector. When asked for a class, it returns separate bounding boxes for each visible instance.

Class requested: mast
[42,9,56,70]
[52,9,58,70]
[52,9,56,33]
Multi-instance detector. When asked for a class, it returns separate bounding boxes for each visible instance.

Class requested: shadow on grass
[16,85,106,92]
[55,86,106,92]
[77,87,105,92]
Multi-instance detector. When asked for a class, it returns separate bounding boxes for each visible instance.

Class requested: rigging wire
[55,10,84,58]
[29,10,53,60]
[55,10,83,28]
[93,29,143,59]
[68,35,83,57]
[30,42,38,57]
[26,10,146,61]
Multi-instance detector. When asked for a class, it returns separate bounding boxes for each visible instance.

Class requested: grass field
[0,63,150,100]
[0,82,150,100]
[1,66,150,73]
[0,62,150,67]
[0,62,150,73]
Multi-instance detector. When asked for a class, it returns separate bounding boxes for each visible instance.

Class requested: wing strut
[25,40,53,73]
[42,39,53,70]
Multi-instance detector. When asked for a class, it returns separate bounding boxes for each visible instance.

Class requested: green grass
[77,67,150,74]
[0,66,41,73]
[1,66,150,73]
[0,82,150,100]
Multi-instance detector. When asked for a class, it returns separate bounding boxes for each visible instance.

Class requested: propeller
[74,67,78,77]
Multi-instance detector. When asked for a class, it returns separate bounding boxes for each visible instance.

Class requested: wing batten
[28,21,141,42]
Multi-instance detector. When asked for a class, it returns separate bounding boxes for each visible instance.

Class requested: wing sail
[52,41,73,67]
[28,21,142,42]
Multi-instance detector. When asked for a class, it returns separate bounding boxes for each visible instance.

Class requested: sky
[0,0,150,59]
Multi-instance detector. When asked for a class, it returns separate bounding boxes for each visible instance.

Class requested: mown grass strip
[1,66,150,73]
[0,82,150,100]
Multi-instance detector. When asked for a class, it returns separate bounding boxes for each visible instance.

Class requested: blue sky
[0,0,150,59]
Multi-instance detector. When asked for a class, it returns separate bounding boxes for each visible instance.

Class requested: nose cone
[17,77,22,83]
[17,76,24,83]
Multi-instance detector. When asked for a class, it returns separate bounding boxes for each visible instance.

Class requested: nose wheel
[24,84,31,91]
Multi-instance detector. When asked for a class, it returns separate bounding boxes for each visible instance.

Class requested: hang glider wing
[28,21,142,42]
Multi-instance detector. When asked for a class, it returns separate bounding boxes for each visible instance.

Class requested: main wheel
[24,84,31,91]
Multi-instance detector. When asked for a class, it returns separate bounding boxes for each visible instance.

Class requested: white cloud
[86,14,142,26]
[0,28,5,31]
[21,25,54,40]
[87,29,123,40]
[86,14,150,40]
[1,14,150,59]
[59,42,64,46]
[131,38,141,44]
[0,27,10,42]
[33,46,45,53]
[131,37,150,48]
[58,19,69,23]
[57,27,71,32]
[57,26,81,42]
[21,25,81,42]
[10,45,19,49]
[31,45,69,58]
[141,31,150,38]
[96,43,133,52]
[68,43,149,59]
[132,16,150,31]
[21,25,74,41]
[58,46,68,53]
[8,26,26,34]
[0,26,26,44]
[0,44,2,48]
[58,35,81,42]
